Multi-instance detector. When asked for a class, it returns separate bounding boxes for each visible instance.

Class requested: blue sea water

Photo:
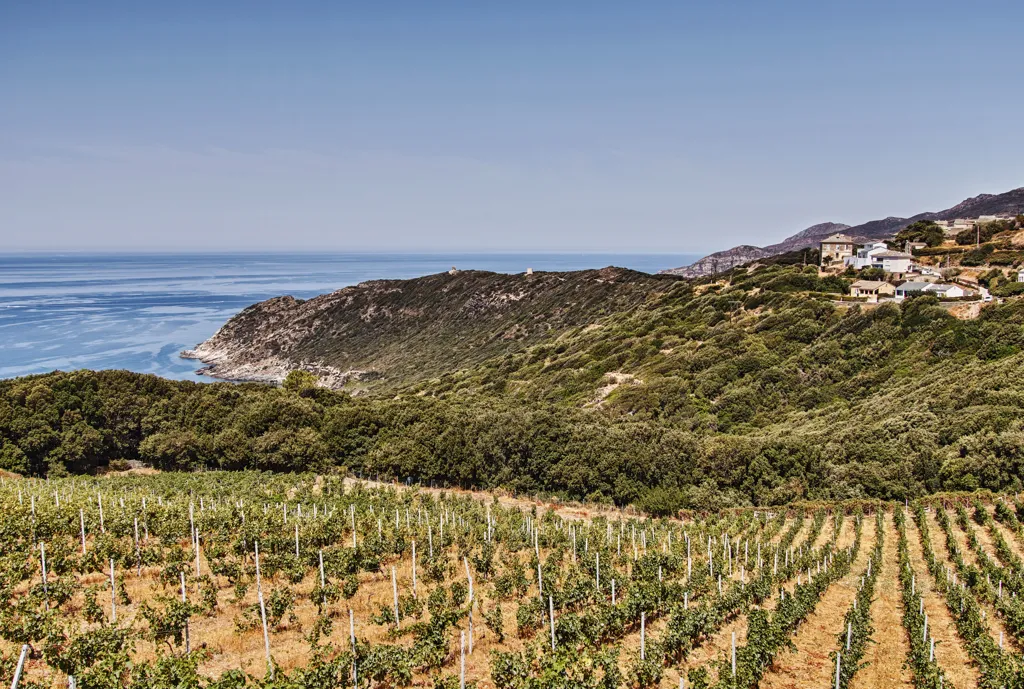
[0,252,699,381]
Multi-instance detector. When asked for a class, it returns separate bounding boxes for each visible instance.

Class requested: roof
[896,281,933,292]
[926,283,960,293]
[849,280,890,289]
[873,251,914,259]
[820,233,855,244]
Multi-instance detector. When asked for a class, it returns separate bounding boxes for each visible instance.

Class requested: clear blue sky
[2,0,1021,253]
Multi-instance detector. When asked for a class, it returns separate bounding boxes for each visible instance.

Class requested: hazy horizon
[3,1,1022,253]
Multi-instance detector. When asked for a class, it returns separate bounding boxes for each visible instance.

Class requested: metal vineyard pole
[318,550,326,606]
[349,608,358,686]
[79,509,86,554]
[460,630,466,689]
[10,644,28,689]
[40,542,49,611]
[549,595,556,651]
[180,571,190,653]
[391,566,400,627]
[835,652,841,689]
[412,540,417,597]
[255,542,273,678]
[640,611,645,660]
[731,631,736,678]
[109,559,116,622]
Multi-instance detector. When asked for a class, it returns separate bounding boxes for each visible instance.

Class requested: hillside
[6,264,1024,510]
[663,187,1024,276]
[183,267,681,390]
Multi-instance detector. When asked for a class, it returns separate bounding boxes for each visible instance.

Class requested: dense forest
[3,264,1024,513]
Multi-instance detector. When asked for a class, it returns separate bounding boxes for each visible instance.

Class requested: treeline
[3,265,1024,513]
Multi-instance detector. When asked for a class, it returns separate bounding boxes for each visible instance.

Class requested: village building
[895,280,971,301]
[844,242,889,269]
[1018,269,1024,283]
[849,279,895,301]
[819,233,856,265]
[871,250,914,275]
[927,283,968,299]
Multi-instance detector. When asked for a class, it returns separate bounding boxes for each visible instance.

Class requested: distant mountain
[662,223,849,277]
[662,187,1024,276]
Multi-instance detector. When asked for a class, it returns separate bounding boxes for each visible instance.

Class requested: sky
[1,0,1022,254]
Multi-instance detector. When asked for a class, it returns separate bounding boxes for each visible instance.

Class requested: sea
[0,252,699,381]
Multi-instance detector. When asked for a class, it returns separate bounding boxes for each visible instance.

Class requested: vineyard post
[194,528,201,576]
[428,524,433,558]
[549,595,556,651]
[684,591,688,610]
[731,631,736,678]
[391,566,400,627]
[640,611,645,660]
[255,543,273,678]
[79,509,86,554]
[180,571,190,654]
[99,493,104,533]
[40,542,48,611]
[349,608,357,686]
[68,676,75,689]
[294,524,299,558]
[412,540,417,597]
[318,550,326,606]
[109,559,116,622]
[596,551,600,591]
[537,561,543,600]
[460,630,466,689]
[835,652,841,689]
[469,608,474,654]
[687,538,691,578]
[351,506,357,549]
[134,518,141,576]
[846,621,851,650]
[10,644,28,689]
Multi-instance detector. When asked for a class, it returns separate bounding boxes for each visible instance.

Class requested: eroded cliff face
[182,267,682,390]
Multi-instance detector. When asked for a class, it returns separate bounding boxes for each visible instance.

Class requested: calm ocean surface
[0,252,699,381]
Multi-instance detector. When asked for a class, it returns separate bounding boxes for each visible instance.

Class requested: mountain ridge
[662,187,1024,277]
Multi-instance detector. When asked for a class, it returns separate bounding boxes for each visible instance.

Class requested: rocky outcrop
[183,267,682,390]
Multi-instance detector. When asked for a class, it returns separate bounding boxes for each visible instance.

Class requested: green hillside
[3,264,1024,512]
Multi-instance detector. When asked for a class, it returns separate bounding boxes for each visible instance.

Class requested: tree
[283,370,319,393]
[894,221,944,248]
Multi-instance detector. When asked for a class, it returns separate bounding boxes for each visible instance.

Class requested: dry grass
[759,517,872,689]
[905,516,979,689]
[930,510,1019,652]
[850,513,913,689]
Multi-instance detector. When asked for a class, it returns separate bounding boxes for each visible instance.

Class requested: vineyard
[3,472,1024,688]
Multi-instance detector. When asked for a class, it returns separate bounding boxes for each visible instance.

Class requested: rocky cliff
[182,267,682,390]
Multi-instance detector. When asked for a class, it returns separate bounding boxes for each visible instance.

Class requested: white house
[1017,269,1024,283]
[895,281,969,301]
[895,281,932,300]
[872,251,915,274]
[927,284,967,299]
[844,242,889,269]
